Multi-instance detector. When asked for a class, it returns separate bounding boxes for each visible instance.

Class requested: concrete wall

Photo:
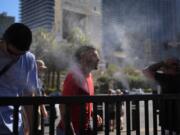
[61,0,102,48]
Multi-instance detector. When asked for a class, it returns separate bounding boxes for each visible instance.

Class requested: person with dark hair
[142,58,180,134]
[0,23,39,134]
[2,23,32,52]
[57,45,102,135]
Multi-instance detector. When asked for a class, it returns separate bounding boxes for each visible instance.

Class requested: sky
[0,0,19,22]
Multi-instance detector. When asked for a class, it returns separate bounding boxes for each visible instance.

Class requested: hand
[116,89,123,95]
[97,115,103,127]
[42,109,48,118]
[41,105,48,118]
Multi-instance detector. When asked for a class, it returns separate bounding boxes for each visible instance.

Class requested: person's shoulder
[65,72,75,82]
[23,52,36,63]
[64,71,82,86]
[24,51,36,60]
[22,51,36,70]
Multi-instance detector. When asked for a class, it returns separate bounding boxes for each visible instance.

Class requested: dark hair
[167,59,180,71]
[75,45,96,63]
[2,23,32,51]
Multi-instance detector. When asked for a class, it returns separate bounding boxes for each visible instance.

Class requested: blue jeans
[0,125,23,135]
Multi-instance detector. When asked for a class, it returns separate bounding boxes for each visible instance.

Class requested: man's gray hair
[75,45,96,63]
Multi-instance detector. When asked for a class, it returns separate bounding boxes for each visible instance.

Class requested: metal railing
[0,94,179,135]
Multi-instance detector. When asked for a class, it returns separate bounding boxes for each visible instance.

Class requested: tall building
[20,0,102,47]
[102,0,180,66]
[176,0,180,38]
[0,12,15,37]
[20,0,55,31]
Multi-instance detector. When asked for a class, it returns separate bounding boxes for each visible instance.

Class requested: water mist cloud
[103,1,162,68]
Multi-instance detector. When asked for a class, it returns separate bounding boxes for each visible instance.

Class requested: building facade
[102,0,180,66]
[20,0,102,47]
[20,0,55,31]
[0,12,15,37]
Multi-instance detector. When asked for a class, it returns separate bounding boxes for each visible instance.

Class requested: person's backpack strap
[0,58,19,77]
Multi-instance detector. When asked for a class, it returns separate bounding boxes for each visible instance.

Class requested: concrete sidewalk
[98,129,161,135]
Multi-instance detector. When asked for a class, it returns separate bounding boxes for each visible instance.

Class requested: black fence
[0,94,179,135]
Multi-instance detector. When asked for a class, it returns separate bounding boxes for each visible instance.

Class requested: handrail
[0,94,179,105]
[0,94,162,105]
[0,94,179,135]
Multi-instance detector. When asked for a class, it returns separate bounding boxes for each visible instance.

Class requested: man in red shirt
[57,45,102,135]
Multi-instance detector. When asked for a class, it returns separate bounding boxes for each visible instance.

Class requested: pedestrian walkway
[44,101,162,135]
[98,128,161,135]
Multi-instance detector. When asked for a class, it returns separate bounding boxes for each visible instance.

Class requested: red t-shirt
[58,70,94,133]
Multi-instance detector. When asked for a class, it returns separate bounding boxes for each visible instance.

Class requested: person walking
[56,45,102,135]
[0,23,39,135]
[36,60,48,135]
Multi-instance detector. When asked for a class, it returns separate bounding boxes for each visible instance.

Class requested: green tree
[31,27,95,71]
[67,27,90,46]
[31,27,102,93]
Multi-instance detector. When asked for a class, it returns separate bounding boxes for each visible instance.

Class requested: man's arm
[96,114,103,127]
[142,61,164,80]
[91,111,103,127]
[23,92,35,135]
[23,58,39,135]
